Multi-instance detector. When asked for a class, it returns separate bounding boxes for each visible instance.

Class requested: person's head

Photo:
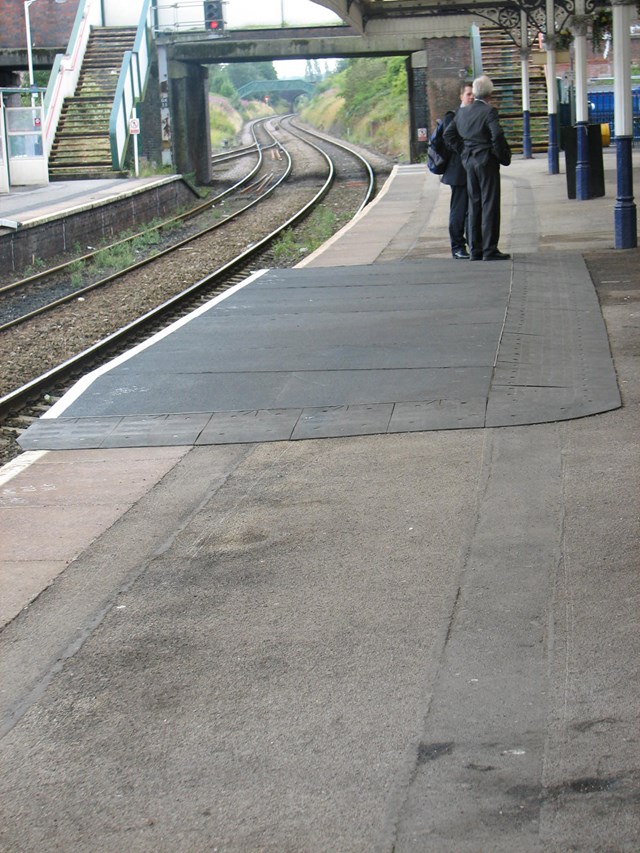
[459,81,473,107]
[472,75,494,100]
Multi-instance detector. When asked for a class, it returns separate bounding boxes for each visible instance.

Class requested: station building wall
[0,0,79,51]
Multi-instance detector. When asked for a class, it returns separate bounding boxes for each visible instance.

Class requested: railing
[0,97,7,194]
[108,0,152,171]
[588,87,640,140]
[43,0,103,157]
[153,0,218,33]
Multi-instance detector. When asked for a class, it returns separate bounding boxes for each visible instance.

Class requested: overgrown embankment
[207,57,409,160]
[300,58,409,161]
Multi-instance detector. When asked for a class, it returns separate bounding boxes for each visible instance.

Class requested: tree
[226,62,277,90]
[209,65,237,99]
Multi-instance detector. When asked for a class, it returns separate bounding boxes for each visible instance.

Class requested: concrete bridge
[155,18,468,181]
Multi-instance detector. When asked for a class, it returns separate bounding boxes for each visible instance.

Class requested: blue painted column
[523,111,532,158]
[612,0,637,247]
[575,121,590,199]
[571,12,591,199]
[615,136,637,246]
[548,111,559,173]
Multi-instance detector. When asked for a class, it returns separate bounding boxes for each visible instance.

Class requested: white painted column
[521,10,532,158]
[545,0,559,172]
[570,5,591,199]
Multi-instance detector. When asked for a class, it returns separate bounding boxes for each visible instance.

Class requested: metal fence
[588,88,640,139]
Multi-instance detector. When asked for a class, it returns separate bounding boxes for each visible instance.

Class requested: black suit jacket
[443,99,511,169]
[441,110,467,187]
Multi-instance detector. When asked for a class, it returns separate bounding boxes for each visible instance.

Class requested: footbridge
[236,79,317,107]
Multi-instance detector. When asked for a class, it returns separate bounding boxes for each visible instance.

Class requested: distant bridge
[237,79,316,105]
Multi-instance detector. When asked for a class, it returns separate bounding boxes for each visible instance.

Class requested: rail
[0,119,380,418]
[0,119,268,328]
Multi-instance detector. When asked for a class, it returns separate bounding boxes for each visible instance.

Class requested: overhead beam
[158,18,477,65]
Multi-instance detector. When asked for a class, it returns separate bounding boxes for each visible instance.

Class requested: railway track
[0,119,387,463]
[0,118,284,331]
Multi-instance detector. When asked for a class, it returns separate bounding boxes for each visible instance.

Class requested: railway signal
[204,0,224,32]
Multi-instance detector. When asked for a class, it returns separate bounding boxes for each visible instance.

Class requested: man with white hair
[443,74,512,261]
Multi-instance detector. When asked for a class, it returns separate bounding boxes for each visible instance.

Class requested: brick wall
[426,36,472,131]
[0,179,200,274]
[0,0,79,50]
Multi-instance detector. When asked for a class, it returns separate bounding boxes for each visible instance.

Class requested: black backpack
[427,114,452,175]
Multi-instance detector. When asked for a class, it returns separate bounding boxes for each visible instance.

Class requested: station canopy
[312,0,564,35]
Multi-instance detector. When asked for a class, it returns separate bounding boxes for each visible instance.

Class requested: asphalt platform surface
[0,152,638,851]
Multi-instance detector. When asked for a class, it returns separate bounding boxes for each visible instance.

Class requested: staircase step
[51,135,111,146]
[57,120,110,131]
[480,25,549,153]
[50,169,129,181]
[49,26,138,180]
[49,153,113,164]
[50,141,111,151]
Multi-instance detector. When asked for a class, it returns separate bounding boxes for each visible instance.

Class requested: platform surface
[18,252,620,451]
[1,154,639,852]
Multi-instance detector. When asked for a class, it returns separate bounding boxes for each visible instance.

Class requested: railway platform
[0,176,179,227]
[0,150,639,851]
[0,175,199,273]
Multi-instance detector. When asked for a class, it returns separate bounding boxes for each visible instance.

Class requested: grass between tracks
[271,206,348,265]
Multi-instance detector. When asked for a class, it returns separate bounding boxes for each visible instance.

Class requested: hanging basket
[591,9,612,52]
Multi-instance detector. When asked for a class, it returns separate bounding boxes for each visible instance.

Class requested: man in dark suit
[442,81,474,259]
[444,75,512,261]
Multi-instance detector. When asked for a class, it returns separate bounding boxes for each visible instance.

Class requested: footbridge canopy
[311,0,550,34]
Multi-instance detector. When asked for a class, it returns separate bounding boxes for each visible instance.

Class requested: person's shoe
[452,249,470,259]
[483,250,511,261]
[469,253,483,261]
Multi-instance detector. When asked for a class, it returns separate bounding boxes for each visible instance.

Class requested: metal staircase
[480,26,548,154]
[48,27,136,180]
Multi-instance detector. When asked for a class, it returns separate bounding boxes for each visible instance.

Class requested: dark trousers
[466,155,501,257]
[449,184,468,253]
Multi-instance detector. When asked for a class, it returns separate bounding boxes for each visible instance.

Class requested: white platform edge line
[295,164,407,268]
[12,176,182,228]
[0,450,49,486]
[45,270,269,419]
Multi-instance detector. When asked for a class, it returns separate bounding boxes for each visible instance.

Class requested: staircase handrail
[43,0,104,157]
[108,0,153,170]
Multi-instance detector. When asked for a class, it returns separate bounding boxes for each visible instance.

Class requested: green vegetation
[209,95,244,148]
[300,58,409,160]
[137,160,174,178]
[208,62,282,148]
[271,205,346,265]
[65,215,182,285]
[93,241,136,272]
[69,259,84,289]
[22,255,46,276]
[207,57,409,159]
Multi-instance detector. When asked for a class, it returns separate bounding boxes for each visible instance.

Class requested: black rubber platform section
[18,254,621,450]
